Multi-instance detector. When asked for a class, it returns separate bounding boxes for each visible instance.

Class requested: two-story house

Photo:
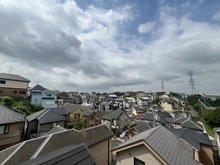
[0,73,30,98]
[101,109,131,133]
[0,105,26,150]
[26,107,66,139]
[112,126,203,165]
[63,104,97,128]
[30,84,57,108]
[63,104,85,128]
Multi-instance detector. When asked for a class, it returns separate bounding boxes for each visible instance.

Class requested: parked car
[120,131,126,139]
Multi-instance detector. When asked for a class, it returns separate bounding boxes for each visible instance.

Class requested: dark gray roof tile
[181,119,203,131]
[18,143,97,165]
[113,126,202,165]
[0,125,113,165]
[27,108,65,124]
[144,113,154,121]
[44,125,66,136]
[0,144,21,164]
[0,105,26,124]
[169,127,212,150]
[31,85,46,91]
[0,73,30,82]
[5,137,47,165]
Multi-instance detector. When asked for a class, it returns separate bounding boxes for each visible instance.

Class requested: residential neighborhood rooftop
[0,73,30,82]
[0,105,26,124]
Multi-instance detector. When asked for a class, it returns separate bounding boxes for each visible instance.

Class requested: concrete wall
[116,144,163,165]
[0,122,24,149]
[89,139,111,165]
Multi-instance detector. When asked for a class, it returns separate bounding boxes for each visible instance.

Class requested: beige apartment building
[0,73,30,98]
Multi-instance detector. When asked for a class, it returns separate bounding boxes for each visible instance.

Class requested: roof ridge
[37,109,50,120]
[31,134,53,159]
[181,119,203,130]
[1,141,26,165]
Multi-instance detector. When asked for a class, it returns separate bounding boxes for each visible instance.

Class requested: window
[90,115,94,121]
[14,91,17,94]
[134,157,145,165]
[0,80,6,84]
[19,91,26,94]
[0,125,9,135]
[75,113,80,119]
[0,90,2,93]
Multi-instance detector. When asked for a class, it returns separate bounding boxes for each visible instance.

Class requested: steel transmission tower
[161,81,164,92]
[188,71,196,94]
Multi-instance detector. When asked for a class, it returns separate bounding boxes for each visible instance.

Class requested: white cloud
[213,11,220,21]
[138,22,156,34]
[0,1,220,93]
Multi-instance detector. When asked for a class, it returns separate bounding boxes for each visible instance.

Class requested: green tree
[72,118,87,130]
[0,96,44,115]
[152,97,160,105]
[169,92,181,97]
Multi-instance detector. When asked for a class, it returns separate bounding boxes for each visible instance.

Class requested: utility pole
[188,71,196,94]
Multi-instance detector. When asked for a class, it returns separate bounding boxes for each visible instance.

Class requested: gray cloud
[0,1,220,94]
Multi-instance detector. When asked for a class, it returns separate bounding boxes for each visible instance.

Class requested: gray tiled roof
[0,124,113,165]
[26,108,65,124]
[39,124,113,156]
[144,112,154,121]
[134,121,153,133]
[156,110,172,118]
[2,137,47,165]
[181,119,204,131]
[0,144,21,164]
[31,85,46,91]
[168,128,212,150]
[113,125,202,165]
[101,109,124,121]
[0,105,26,124]
[0,73,30,82]
[63,104,91,114]
[173,117,188,124]
[18,143,97,165]
[44,125,66,136]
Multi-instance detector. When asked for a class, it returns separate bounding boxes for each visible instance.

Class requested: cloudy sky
[0,0,220,94]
